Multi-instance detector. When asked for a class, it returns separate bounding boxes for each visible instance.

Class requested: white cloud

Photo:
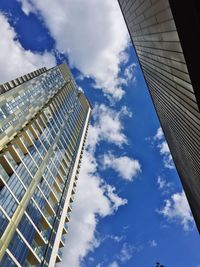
[106,184,128,208]
[154,127,174,169]
[159,141,170,155]
[159,141,174,169]
[157,176,171,191]
[17,0,34,15]
[0,13,56,84]
[124,63,136,84]
[88,104,131,151]
[111,236,124,243]
[154,127,164,140]
[120,105,133,118]
[119,242,134,263]
[102,153,141,181]
[149,240,157,248]
[78,86,84,93]
[158,191,194,231]
[108,261,119,267]
[19,0,130,101]
[106,235,124,243]
[157,176,166,190]
[108,243,140,267]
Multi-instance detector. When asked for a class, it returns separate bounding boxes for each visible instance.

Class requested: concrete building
[118,0,200,231]
[0,64,92,266]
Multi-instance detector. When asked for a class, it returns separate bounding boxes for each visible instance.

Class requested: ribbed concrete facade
[118,0,200,231]
[0,64,92,266]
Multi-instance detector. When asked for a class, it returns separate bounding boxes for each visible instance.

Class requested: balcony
[45,200,55,216]
[31,239,44,261]
[73,180,77,187]
[65,213,70,222]
[34,228,47,247]
[59,235,66,248]
[26,244,41,265]
[57,173,65,184]
[53,180,62,193]
[56,250,62,263]
[49,191,59,204]
[70,195,74,203]
[0,155,13,176]
[63,223,68,234]
[42,208,55,226]
[71,188,76,195]
[59,164,67,176]
[67,204,72,213]
[39,213,52,230]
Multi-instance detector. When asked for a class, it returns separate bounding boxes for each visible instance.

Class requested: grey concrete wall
[118,0,200,232]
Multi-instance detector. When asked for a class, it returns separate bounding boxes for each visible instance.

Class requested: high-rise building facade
[0,64,92,266]
[118,0,200,231]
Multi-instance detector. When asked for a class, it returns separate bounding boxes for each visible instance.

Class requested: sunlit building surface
[0,64,92,266]
[118,0,200,232]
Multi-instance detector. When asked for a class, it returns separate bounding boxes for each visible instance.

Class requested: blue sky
[0,1,200,267]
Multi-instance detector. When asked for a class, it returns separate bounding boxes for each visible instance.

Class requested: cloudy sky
[0,1,200,267]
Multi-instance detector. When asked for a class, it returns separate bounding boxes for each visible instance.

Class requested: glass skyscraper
[118,0,200,232]
[0,63,92,266]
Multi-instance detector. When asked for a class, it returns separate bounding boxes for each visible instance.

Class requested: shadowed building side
[118,0,200,232]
